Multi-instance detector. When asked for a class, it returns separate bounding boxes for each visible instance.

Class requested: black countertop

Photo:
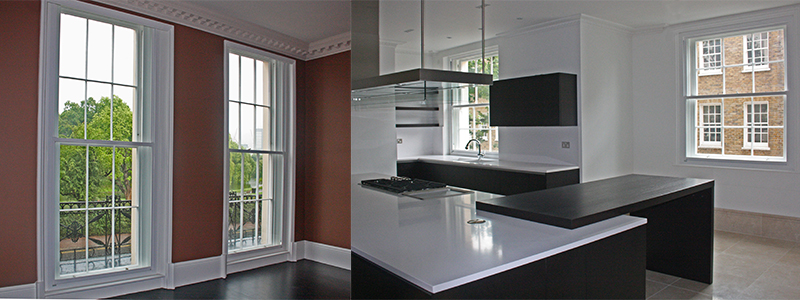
[476,174,714,229]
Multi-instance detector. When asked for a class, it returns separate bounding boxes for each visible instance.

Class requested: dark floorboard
[112,260,351,299]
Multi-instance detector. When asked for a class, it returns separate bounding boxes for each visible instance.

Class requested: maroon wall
[171,25,226,262]
[0,0,41,288]
[0,0,350,289]
[302,52,351,249]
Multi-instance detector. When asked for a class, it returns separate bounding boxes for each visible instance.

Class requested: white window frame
[678,10,796,170]
[223,41,295,272]
[698,38,723,76]
[698,103,723,148]
[743,101,770,150]
[39,0,173,297]
[446,47,499,158]
[743,32,771,72]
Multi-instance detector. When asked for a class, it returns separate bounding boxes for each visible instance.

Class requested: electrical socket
[561,141,570,149]
[397,138,403,144]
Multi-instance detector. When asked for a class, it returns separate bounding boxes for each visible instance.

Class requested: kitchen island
[351,173,647,299]
[478,174,715,283]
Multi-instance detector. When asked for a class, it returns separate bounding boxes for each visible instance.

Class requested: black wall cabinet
[490,72,577,126]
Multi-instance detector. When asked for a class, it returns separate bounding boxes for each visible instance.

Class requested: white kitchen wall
[631,6,800,218]
[495,17,583,167]
[396,127,443,158]
[579,17,634,182]
[352,104,397,175]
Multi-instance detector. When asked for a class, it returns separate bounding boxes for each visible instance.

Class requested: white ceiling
[184,0,352,44]
[184,0,800,52]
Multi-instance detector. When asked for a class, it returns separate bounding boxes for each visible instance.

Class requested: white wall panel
[579,19,634,182]
[497,19,582,167]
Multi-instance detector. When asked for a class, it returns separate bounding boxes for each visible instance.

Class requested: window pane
[59,210,87,275]
[88,146,113,208]
[86,82,112,140]
[86,209,112,271]
[86,20,113,82]
[229,102,240,148]
[229,54,240,101]
[241,104,255,149]
[696,69,723,95]
[113,85,136,142]
[255,106,270,151]
[256,60,269,106]
[754,62,785,93]
[114,208,133,268]
[242,201,256,247]
[268,154,284,246]
[228,202,241,250]
[59,14,87,79]
[113,25,137,86]
[241,56,255,103]
[230,152,243,193]
[60,145,87,204]
[115,147,133,206]
[724,66,751,94]
[59,78,87,139]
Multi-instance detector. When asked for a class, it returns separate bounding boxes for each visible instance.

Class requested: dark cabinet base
[397,161,579,195]
[632,187,714,284]
[352,225,646,299]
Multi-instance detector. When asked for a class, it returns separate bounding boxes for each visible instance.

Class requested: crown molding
[307,32,351,60]
[90,0,350,61]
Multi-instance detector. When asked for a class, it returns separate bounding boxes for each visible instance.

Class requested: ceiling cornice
[91,0,350,61]
[307,32,351,60]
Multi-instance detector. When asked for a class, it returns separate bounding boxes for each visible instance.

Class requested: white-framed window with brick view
[698,38,722,76]
[685,26,786,162]
[744,32,770,72]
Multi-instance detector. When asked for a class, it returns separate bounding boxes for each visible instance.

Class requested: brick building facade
[695,29,785,157]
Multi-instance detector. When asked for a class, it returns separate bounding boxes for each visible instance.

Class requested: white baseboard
[226,252,291,275]
[44,274,164,299]
[0,283,36,299]
[295,240,351,270]
[170,255,225,289]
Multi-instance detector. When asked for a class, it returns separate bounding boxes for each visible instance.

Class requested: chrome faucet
[465,139,484,159]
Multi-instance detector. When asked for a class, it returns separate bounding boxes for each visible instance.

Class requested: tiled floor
[647,230,800,299]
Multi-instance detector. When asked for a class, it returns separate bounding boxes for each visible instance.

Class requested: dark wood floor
[113,260,351,299]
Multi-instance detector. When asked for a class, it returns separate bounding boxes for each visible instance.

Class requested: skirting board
[0,283,36,299]
[295,240,351,270]
[715,208,800,242]
[170,255,225,289]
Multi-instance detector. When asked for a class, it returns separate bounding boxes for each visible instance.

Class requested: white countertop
[398,155,579,174]
[351,173,647,294]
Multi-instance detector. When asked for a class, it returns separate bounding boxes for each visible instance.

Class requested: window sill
[698,70,722,76]
[742,66,770,73]
[698,144,722,149]
[742,146,771,151]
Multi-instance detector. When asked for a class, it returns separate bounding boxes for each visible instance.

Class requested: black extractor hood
[351,0,493,102]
